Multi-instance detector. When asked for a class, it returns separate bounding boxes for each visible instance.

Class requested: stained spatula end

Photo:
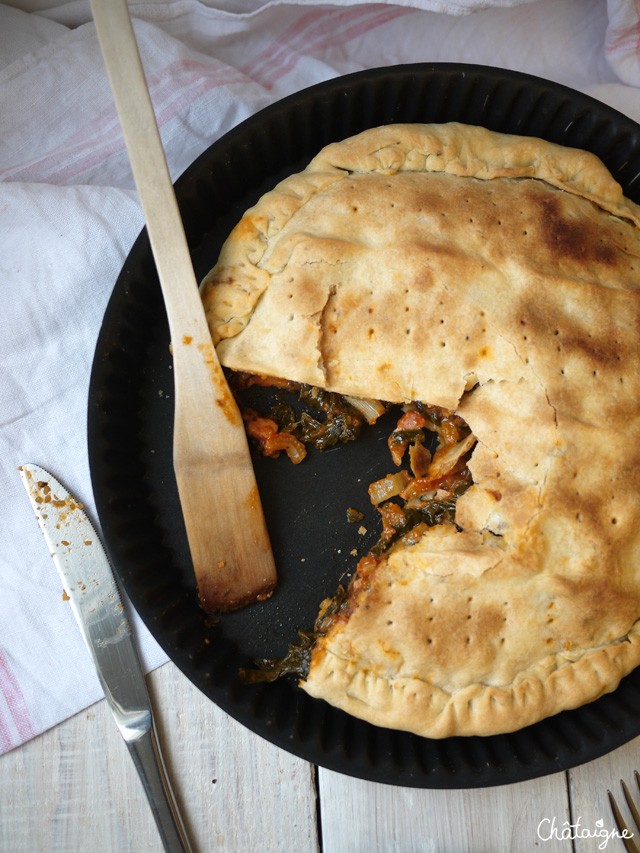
[197,564,276,614]
[195,542,277,613]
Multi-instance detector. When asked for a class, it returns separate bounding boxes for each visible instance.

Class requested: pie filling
[228,371,476,684]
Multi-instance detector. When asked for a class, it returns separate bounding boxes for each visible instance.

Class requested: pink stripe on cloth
[151,61,245,131]
[0,59,249,185]
[241,5,415,89]
[0,704,15,754]
[0,649,35,751]
[606,0,640,56]
[241,7,331,80]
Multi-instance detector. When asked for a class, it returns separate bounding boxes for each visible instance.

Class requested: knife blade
[19,463,192,853]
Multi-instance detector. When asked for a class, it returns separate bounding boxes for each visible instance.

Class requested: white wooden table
[1,659,639,853]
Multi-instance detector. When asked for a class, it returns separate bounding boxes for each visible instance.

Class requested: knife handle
[127,722,193,853]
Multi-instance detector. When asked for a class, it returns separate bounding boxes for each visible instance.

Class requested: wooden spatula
[90,0,277,612]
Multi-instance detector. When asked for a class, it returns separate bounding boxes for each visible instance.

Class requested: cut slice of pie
[201,122,640,737]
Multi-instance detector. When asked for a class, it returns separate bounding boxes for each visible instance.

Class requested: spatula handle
[90,0,206,343]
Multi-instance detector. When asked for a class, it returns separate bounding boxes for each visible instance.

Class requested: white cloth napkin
[2,0,640,756]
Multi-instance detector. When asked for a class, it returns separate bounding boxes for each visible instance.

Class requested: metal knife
[19,463,192,853]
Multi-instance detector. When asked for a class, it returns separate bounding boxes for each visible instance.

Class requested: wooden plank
[570,734,640,852]
[0,662,319,853]
[14,659,640,851]
[318,766,572,852]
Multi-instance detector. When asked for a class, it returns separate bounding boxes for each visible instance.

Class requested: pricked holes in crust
[496,601,510,645]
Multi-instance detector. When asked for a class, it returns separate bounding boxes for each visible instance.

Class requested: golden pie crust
[201,123,640,737]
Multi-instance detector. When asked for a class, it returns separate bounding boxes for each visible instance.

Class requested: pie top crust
[201,123,640,737]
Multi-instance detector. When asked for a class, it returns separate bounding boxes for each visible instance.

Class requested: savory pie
[200,122,640,737]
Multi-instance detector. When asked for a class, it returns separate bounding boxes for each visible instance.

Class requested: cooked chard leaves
[239,630,316,683]
[239,586,351,683]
